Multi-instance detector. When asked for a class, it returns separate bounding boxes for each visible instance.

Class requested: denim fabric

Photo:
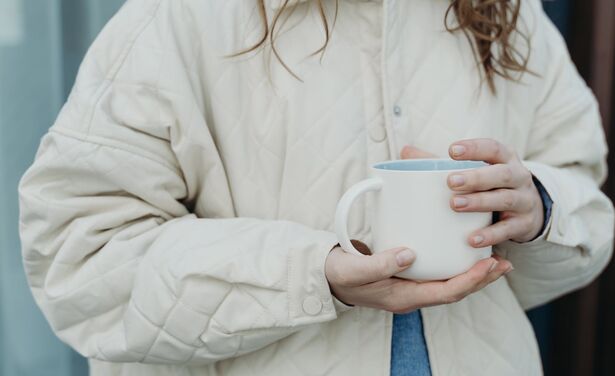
[390,310,432,376]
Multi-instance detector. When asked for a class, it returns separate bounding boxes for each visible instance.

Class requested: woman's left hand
[400,139,545,247]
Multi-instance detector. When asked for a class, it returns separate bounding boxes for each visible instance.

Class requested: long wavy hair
[239,0,530,92]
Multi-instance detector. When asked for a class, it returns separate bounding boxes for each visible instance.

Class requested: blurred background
[0,0,613,375]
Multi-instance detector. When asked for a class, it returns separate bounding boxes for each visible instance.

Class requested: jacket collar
[269,0,381,11]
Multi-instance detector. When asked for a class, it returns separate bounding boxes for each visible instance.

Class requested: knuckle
[527,196,538,212]
[522,217,535,234]
[471,195,481,209]
[520,168,533,183]
[468,172,479,189]
[384,286,407,313]
[501,165,514,185]
[468,142,479,155]
[387,301,409,314]
[492,141,503,158]
[496,224,509,241]
[502,222,517,240]
[511,220,524,235]
[381,297,396,312]
[503,191,516,209]
[480,229,493,244]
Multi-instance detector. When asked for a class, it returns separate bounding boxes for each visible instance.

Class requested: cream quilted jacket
[19,0,614,375]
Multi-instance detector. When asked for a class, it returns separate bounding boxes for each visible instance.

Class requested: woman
[18,0,613,375]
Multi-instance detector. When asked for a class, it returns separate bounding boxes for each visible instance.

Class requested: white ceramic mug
[335,159,492,281]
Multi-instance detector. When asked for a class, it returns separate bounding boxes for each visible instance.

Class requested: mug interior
[374,159,487,172]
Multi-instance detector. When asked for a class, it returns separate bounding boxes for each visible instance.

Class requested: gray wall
[0,1,124,375]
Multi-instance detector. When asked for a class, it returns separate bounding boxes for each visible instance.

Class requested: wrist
[326,240,370,306]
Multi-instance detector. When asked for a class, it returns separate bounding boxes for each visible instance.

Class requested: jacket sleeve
[496,2,614,310]
[18,0,341,365]
[19,128,340,365]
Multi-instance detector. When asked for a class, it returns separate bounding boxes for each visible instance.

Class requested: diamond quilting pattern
[20,0,590,375]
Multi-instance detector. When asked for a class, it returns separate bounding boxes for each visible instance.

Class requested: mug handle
[334,178,383,256]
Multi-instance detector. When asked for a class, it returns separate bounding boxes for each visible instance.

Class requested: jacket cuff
[326,244,357,314]
[287,231,342,325]
[524,174,554,243]
[515,161,567,249]
[332,296,354,313]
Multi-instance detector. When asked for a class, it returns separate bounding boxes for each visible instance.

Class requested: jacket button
[302,296,323,315]
[369,125,387,142]
[393,105,402,117]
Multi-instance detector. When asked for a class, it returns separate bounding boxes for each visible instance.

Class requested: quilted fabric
[18,0,613,375]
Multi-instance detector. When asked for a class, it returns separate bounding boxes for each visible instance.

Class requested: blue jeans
[390,310,432,376]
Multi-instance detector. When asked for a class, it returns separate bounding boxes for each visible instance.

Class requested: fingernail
[396,249,416,267]
[449,175,465,187]
[505,265,515,274]
[473,235,484,245]
[451,145,466,157]
[489,261,499,273]
[453,196,469,208]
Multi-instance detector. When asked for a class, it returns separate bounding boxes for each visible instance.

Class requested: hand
[401,142,545,245]
[325,246,512,313]
[446,139,545,245]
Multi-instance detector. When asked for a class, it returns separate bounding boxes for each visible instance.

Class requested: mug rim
[372,158,487,172]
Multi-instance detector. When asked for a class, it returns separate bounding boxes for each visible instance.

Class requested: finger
[345,278,414,312]
[468,217,530,248]
[408,257,498,307]
[471,259,514,292]
[400,145,437,159]
[377,256,510,313]
[332,247,416,286]
[449,139,514,164]
[451,189,532,213]
[447,163,524,192]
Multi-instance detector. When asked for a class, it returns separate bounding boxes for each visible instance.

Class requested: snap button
[368,125,387,142]
[393,105,402,117]
[302,296,323,316]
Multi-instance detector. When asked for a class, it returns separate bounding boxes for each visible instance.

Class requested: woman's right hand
[325,246,513,313]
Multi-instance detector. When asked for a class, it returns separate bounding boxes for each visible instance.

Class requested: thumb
[400,145,438,159]
[346,247,416,285]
